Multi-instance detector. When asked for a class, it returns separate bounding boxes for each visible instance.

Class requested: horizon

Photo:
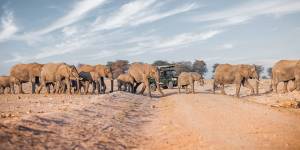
[0,0,300,77]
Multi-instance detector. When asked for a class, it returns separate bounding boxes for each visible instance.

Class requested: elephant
[58,78,80,94]
[117,73,134,93]
[9,63,43,94]
[178,72,204,94]
[78,64,113,94]
[271,60,300,93]
[128,63,164,97]
[292,61,300,91]
[213,64,259,97]
[36,63,80,94]
[0,76,11,94]
[77,71,99,94]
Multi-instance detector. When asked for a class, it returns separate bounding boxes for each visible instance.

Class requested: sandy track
[142,91,300,150]
[1,80,300,149]
[0,92,154,149]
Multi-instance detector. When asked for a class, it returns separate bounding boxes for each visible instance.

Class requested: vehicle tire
[168,82,174,89]
[150,83,157,91]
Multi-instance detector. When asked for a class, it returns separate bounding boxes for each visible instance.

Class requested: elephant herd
[0,62,164,97]
[0,59,299,98]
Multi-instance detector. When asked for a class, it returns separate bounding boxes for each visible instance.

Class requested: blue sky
[0,0,300,76]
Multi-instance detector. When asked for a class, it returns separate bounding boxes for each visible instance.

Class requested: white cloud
[220,43,234,49]
[124,30,222,56]
[94,0,157,30]
[93,0,199,31]
[34,0,107,35]
[156,30,222,49]
[0,10,18,42]
[5,36,87,63]
[192,0,300,27]
[62,26,78,37]
[131,3,199,26]
[84,50,118,60]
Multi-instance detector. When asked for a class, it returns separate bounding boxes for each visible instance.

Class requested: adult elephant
[10,63,43,94]
[77,71,99,94]
[117,73,134,92]
[78,64,113,94]
[178,72,204,94]
[271,60,300,93]
[213,64,259,97]
[36,63,80,94]
[128,63,164,97]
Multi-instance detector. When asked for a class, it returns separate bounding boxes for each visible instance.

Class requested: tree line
[79,60,273,79]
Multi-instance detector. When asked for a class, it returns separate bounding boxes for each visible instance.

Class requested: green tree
[192,60,207,75]
[152,60,170,66]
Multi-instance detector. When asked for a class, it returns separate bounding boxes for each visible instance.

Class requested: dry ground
[0,79,300,149]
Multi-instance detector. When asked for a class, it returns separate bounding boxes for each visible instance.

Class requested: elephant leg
[139,84,146,95]
[0,87,3,94]
[84,81,90,95]
[185,86,188,94]
[18,82,24,94]
[129,83,134,93]
[134,82,141,93]
[221,84,226,95]
[31,81,36,94]
[46,83,51,94]
[212,80,216,94]
[66,80,71,94]
[191,81,195,94]
[10,83,15,94]
[244,80,254,95]
[100,77,106,94]
[36,81,45,94]
[272,80,278,93]
[283,81,288,93]
[91,81,95,94]
[235,82,242,97]
[117,81,121,91]
[96,81,101,94]
[178,84,181,94]
[54,80,61,94]
[7,87,11,94]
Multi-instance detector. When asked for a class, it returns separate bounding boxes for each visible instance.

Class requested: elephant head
[238,65,259,94]
[149,66,164,96]
[66,65,80,93]
[191,72,204,86]
[95,65,114,92]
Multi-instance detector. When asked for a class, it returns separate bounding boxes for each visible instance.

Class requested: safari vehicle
[149,65,178,91]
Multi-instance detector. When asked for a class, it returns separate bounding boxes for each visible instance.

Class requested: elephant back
[0,76,10,87]
[79,72,93,81]
[178,72,192,86]
[40,63,63,81]
[272,60,298,81]
[128,63,147,83]
[10,64,30,82]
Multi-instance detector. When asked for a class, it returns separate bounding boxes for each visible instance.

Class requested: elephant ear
[238,65,250,78]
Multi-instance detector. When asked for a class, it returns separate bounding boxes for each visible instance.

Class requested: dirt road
[1,81,300,149]
[142,91,300,150]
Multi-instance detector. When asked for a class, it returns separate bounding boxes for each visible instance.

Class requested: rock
[272,99,300,108]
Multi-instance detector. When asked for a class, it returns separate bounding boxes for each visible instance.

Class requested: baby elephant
[0,76,11,94]
[117,74,134,93]
[178,72,204,94]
